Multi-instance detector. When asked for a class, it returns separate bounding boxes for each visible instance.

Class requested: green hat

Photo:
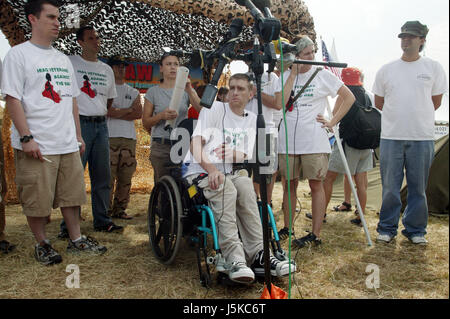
[398,21,429,38]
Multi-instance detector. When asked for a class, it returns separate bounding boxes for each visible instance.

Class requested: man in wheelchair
[182,73,296,284]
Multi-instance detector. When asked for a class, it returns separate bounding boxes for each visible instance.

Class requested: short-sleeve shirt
[274,67,343,154]
[1,41,80,155]
[183,101,257,177]
[144,85,190,140]
[245,71,279,132]
[107,84,140,139]
[372,57,448,141]
[69,55,117,116]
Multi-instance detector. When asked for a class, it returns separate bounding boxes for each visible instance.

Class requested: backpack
[339,90,381,150]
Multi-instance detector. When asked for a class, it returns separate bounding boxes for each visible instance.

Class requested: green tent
[401,135,449,215]
[330,135,449,215]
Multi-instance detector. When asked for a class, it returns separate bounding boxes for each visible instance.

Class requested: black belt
[80,115,106,122]
[152,137,173,146]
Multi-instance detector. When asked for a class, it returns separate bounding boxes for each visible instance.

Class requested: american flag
[321,39,342,79]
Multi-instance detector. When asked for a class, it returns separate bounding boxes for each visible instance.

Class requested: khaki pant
[186,170,263,265]
[149,140,172,184]
[109,137,137,216]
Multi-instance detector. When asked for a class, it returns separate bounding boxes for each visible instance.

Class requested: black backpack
[339,87,381,150]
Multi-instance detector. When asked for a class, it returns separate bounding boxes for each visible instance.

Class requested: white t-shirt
[183,101,257,177]
[275,67,344,154]
[107,84,140,139]
[69,55,117,116]
[245,72,279,132]
[372,57,448,141]
[1,41,80,155]
[0,57,2,89]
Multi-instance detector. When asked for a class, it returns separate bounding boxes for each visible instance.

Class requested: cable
[278,42,295,299]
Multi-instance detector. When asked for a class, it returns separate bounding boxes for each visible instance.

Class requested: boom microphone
[165,66,189,130]
[200,18,244,109]
[235,0,280,42]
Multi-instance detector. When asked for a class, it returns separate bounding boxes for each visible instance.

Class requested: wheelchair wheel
[148,175,183,265]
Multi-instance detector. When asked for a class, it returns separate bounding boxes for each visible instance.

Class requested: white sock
[72,236,83,242]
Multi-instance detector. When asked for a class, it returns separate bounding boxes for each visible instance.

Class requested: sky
[1,0,449,120]
[230,0,450,121]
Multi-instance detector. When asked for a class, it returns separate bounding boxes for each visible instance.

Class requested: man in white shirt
[1,0,106,264]
[373,21,448,245]
[59,25,122,236]
[106,56,142,220]
[183,73,295,284]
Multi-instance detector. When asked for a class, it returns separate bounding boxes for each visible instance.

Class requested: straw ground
[0,181,448,299]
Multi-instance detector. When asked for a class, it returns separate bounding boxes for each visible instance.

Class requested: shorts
[14,150,87,217]
[328,141,373,175]
[278,153,328,181]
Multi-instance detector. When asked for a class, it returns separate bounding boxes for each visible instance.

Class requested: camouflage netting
[1,0,316,57]
[0,0,316,203]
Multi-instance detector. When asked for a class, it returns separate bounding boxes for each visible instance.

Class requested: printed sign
[100,58,205,93]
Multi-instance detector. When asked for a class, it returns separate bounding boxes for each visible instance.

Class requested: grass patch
[0,181,448,299]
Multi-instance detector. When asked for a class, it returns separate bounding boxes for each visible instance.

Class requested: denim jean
[377,139,434,238]
[61,119,112,230]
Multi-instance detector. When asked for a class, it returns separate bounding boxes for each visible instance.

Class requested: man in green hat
[372,21,447,245]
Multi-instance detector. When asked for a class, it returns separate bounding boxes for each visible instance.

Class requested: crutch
[326,99,373,246]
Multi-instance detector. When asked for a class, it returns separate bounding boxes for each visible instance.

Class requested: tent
[401,135,449,215]
[0,0,317,203]
[330,134,449,215]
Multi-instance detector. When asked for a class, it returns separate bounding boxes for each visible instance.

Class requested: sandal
[0,240,16,254]
[333,201,352,212]
[112,212,133,220]
[278,227,294,240]
[350,218,362,227]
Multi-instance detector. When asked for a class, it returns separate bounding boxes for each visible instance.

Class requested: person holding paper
[142,53,201,184]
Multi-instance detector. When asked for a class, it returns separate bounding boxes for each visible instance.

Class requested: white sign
[435,124,449,139]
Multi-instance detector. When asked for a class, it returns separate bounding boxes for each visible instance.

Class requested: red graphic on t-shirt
[81,75,96,98]
[42,73,61,103]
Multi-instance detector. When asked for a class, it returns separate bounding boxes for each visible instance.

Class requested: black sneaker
[251,250,296,277]
[67,235,107,254]
[278,227,295,240]
[94,223,123,233]
[350,218,362,227]
[34,240,63,265]
[305,212,326,223]
[293,232,322,249]
[57,228,70,240]
[0,240,16,254]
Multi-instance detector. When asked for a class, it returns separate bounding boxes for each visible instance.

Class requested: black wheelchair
[147,119,287,287]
